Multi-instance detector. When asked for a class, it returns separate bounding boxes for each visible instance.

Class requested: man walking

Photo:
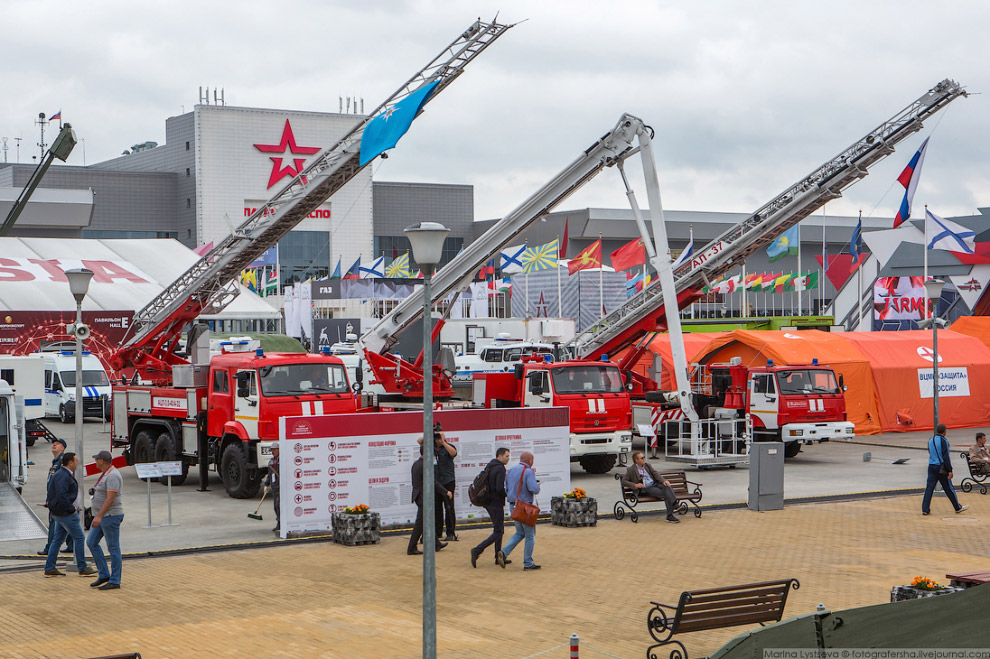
[87,450,124,589]
[498,451,541,571]
[38,438,74,557]
[264,444,280,533]
[922,424,969,516]
[43,452,96,578]
[622,451,681,523]
[470,447,509,568]
[407,445,450,555]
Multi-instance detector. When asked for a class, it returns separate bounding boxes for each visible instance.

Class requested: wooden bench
[959,452,989,495]
[613,470,703,523]
[646,579,800,659]
[946,570,990,589]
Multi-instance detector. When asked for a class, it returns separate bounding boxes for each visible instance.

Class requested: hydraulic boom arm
[109,18,513,381]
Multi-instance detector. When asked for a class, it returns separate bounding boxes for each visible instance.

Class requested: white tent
[0,237,279,320]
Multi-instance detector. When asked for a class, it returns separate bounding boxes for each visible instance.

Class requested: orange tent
[617,332,725,391]
[694,330,882,435]
[841,330,990,433]
[947,316,990,351]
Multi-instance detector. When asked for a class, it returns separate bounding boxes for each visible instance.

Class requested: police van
[42,351,112,422]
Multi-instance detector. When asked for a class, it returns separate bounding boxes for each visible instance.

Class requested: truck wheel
[133,430,156,465]
[579,454,617,474]
[784,442,802,458]
[59,404,72,424]
[26,437,36,447]
[155,433,188,486]
[221,443,261,499]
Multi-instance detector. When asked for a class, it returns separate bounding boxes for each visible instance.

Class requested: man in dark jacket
[43,452,96,577]
[264,444,280,533]
[470,447,510,568]
[922,424,969,515]
[622,451,680,523]
[407,445,451,555]
[38,438,74,556]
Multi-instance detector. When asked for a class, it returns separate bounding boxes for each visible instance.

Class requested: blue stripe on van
[24,398,42,406]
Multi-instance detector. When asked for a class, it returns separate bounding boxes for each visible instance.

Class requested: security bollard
[569,633,579,658]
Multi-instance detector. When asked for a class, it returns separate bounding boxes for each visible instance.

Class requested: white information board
[134,463,162,479]
[917,367,970,398]
[278,407,571,537]
[157,461,184,477]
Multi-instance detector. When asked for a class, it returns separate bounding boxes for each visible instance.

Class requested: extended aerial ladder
[361,114,675,399]
[108,18,514,382]
[573,79,968,375]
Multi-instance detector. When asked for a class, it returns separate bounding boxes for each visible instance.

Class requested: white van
[42,351,112,422]
[452,339,554,385]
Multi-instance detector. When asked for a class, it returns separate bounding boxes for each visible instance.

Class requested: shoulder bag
[509,465,540,527]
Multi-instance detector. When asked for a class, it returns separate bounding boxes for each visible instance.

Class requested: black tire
[133,429,156,464]
[59,404,71,424]
[784,442,802,458]
[154,432,188,486]
[221,442,261,499]
[26,437,36,447]
[578,453,617,474]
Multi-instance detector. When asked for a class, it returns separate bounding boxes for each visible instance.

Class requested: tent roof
[0,237,279,319]
[947,316,990,351]
[697,330,869,367]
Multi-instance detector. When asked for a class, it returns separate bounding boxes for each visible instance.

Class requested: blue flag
[359,80,440,166]
[767,225,799,263]
[330,258,342,280]
[850,218,863,260]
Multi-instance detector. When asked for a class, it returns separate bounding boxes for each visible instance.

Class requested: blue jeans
[45,513,88,572]
[87,514,124,585]
[42,510,73,553]
[922,465,962,514]
[501,520,536,568]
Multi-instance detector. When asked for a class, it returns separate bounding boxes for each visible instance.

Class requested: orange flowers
[910,576,943,591]
[344,504,370,514]
[563,488,587,499]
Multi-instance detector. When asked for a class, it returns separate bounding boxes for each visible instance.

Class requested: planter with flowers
[550,488,597,527]
[890,576,963,602]
[332,504,381,546]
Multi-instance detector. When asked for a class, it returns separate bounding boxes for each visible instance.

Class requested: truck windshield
[777,369,839,395]
[59,370,109,387]
[551,365,624,394]
[259,363,349,396]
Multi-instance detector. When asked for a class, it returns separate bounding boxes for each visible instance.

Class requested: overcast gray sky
[3,0,988,224]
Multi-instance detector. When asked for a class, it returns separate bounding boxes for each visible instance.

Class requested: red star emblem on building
[253,120,321,189]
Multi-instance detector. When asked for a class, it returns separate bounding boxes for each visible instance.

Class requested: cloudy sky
[3,0,988,223]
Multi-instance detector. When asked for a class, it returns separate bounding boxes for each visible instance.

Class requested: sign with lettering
[917,367,970,398]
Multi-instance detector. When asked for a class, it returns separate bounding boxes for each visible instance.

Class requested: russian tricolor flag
[892,137,928,228]
[50,110,62,122]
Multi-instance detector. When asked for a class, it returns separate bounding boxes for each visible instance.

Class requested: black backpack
[468,463,495,506]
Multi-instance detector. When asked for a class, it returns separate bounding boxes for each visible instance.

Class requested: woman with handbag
[497,451,542,571]
[922,423,968,516]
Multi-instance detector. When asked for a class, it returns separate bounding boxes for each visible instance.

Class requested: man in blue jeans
[922,424,969,516]
[87,450,125,590]
[38,438,74,557]
[498,451,541,571]
[44,452,96,578]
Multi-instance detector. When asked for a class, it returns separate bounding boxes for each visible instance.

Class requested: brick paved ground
[1,493,987,659]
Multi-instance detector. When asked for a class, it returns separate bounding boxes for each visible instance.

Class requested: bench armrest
[649,601,677,610]
[684,479,702,488]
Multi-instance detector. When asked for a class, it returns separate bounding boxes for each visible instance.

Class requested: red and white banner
[0,310,132,376]
[874,276,927,321]
[277,407,570,536]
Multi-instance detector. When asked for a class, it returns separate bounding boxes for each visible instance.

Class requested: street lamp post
[404,221,449,659]
[65,268,94,512]
[923,278,946,428]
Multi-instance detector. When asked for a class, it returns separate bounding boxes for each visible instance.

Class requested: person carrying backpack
[922,423,968,516]
[469,447,510,568]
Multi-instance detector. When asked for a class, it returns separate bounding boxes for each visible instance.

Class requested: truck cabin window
[260,364,349,396]
[551,365,623,395]
[59,370,110,387]
[777,369,838,395]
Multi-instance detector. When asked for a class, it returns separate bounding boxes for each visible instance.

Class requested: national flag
[560,218,569,258]
[850,216,863,261]
[671,228,694,270]
[926,209,976,254]
[239,269,258,292]
[610,237,646,271]
[385,252,411,278]
[773,273,794,293]
[487,277,512,294]
[567,239,602,275]
[787,272,819,291]
[359,256,385,279]
[745,273,763,290]
[263,269,279,296]
[521,239,559,273]
[343,257,361,279]
[499,244,527,274]
[893,137,929,228]
[329,258,342,280]
[49,110,61,122]
[476,259,495,280]
[625,270,651,297]
[767,226,799,263]
[359,80,439,166]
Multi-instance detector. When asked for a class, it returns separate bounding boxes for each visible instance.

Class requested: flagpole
[598,233,604,322]
[923,204,929,319]
[556,234,562,318]
[526,271,530,319]
[796,222,802,317]
[856,212,864,330]
[821,207,827,312]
